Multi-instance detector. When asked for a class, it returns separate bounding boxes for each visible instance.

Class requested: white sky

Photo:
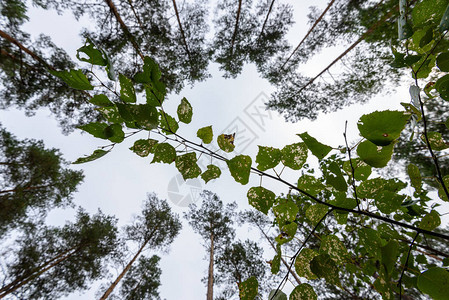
[1,0,445,299]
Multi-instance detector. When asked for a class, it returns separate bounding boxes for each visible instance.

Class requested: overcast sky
[1,0,444,299]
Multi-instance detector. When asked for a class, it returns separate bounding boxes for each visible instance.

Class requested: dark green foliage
[0,209,120,299]
[0,126,84,236]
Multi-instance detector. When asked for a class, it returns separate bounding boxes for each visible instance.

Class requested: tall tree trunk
[0,246,82,297]
[103,0,145,60]
[171,0,192,62]
[206,232,214,300]
[258,0,276,40]
[99,238,149,300]
[229,0,243,57]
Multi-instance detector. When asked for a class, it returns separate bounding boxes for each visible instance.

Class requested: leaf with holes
[151,143,176,164]
[177,97,192,124]
[438,175,449,201]
[76,39,107,66]
[119,74,136,103]
[358,228,384,259]
[295,248,318,280]
[357,177,406,199]
[281,143,307,170]
[297,175,325,197]
[310,254,340,286]
[358,111,409,146]
[197,126,213,144]
[201,164,221,183]
[408,164,422,193]
[290,284,317,300]
[375,190,406,214]
[73,149,109,164]
[342,158,372,181]
[319,235,349,265]
[420,210,441,231]
[160,112,179,134]
[271,244,281,275]
[276,222,297,245]
[272,198,298,226]
[298,132,332,159]
[217,134,235,152]
[89,94,113,107]
[306,204,328,225]
[421,132,449,150]
[239,277,258,300]
[175,152,201,180]
[256,146,281,171]
[226,155,251,185]
[436,74,449,101]
[130,139,158,157]
[247,186,275,214]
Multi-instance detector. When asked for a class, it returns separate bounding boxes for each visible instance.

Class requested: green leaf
[306,204,328,225]
[175,152,201,180]
[281,143,307,170]
[439,3,449,32]
[256,146,281,171]
[272,198,299,225]
[98,106,124,124]
[298,132,332,159]
[103,124,124,143]
[134,56,161,84]
[131,104,159,130]
[297,175,325,196]
[295,248,319,280]
[420,210,441,231]
[268,290,287,300]
[103,50,116,81]
[436,52,449,71]
[417,267,449,299]
[201,164,221,183]
[324,162,348,192]
[357,140,395,168]
[115,103,135,122]
[129,139,158,157]
[375,190,406,214]
[217,133,235,153]
[412,0,449,27]
[357,111,410,146]
[145,86,164,106]
[436,74,449,100]
[408,164,422,193]
[358,228,383,259]
[197,126,213,144]
[226,155,251,185]
[289,284,317,300]
[89,94,113,107]
[76,39,107,66]
[357,178,406,199]
[49,69,93,90]
[177,97,192,124]
[310,254,340,286]
[419,27,433,48]
[160,112,179,134]
[78,122,108,139]
[247,186,276,214]
[319,235,349,265]
[271,244,281,274]
[239,276,258,300]
[438,175,449,201]
[119,74,136,103]
[421,132,449,150]
[276,222,297,245]
[381,240,399,275]
[73,149,109,164]
[342,158,372,181]
[151,143,176,164]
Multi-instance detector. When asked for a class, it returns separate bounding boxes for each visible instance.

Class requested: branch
[397,232,419,299]
[230,0,243,57]
[258,0,276,40]
[171,0,193,62]
[343,121,361,211]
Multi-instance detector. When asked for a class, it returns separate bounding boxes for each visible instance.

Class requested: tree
[0,125,84,236]
[215,239,268,300]
[99,193,181,299]
[184,190,237,300]
[28,1,449,298]
[0,209,120,299]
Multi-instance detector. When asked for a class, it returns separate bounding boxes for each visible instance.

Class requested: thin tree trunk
[206,232,214,300]
[171,0,192,61]
[258,0,276,40]
[280,0,336,70]
[297,2,398,93]
[99,239,149,300]
[0,246,82,298]
[255,223,301,285]
[103,0,145,60]
[229,0,243,57]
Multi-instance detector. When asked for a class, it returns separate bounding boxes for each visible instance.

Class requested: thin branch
[280,0,336,70]
[344,121,361,211]
[230,0,243,57]
[258,0,276,40]
[171,0,192,62]
[397,232,419,299]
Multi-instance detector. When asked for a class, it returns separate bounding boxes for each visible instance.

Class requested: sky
[1,0,445,299]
